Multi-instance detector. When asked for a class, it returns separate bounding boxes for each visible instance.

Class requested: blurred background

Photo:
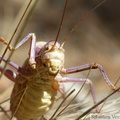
[0,0,120,119]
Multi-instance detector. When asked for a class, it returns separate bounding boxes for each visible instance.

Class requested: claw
[113,87,120,92]
[31,63,36,69]
[29,58,36,69]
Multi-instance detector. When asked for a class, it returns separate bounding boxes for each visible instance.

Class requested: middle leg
[61,63,117,91]
[0,66,17,82]
[57,77,99,112]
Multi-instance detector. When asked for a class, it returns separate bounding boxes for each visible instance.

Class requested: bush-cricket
[0,0,120,120]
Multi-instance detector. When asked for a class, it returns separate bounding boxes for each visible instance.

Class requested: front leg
[15,33,36,69]
[0,33,37,69]
[61,63,116,90]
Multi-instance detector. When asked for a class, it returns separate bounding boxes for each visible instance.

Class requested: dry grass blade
[49,89,75,120]
[55,83,86,118]
[0,88,26,105]
[53,67,92,119]
[0,87,27,119]
[10,86,28,120]
[0,0,32,63]
[0,0,39,78]
[99,77,120,112]
[0,106,10,119]
[75,87,120,120]
[54,88,120,120]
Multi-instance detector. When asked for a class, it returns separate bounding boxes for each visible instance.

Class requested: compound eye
[45,45,52,51]
[43,63,47,67]
[45,46,49,50]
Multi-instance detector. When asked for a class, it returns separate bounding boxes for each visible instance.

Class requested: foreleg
[15,33,36,69]
[61,63,117,91]
[0,33,37,69]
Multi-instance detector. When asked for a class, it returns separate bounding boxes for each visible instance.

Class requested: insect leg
[0,33,37,69]
[15,33,36,69]
[59,77,99,112]
[61,63,117,91]
[0,66,17,82]
[0,54,34,77]
[0,54,20,82]
[0,54,20,72]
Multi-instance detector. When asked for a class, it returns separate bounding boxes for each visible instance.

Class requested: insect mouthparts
[49,67,58,75]
[47,59,62,75]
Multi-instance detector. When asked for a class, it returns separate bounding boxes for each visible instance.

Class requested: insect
[0,0,119,120]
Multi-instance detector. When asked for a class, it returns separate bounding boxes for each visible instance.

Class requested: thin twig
[49,89,75,120]
[99,77,120,112]
[75,87,120,120]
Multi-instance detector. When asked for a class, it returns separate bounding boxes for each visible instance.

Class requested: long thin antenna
[53,0,68,48]
[61,0,107,47]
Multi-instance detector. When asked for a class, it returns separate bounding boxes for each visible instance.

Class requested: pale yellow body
[10,40,64,120]
[10,58,58,120]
